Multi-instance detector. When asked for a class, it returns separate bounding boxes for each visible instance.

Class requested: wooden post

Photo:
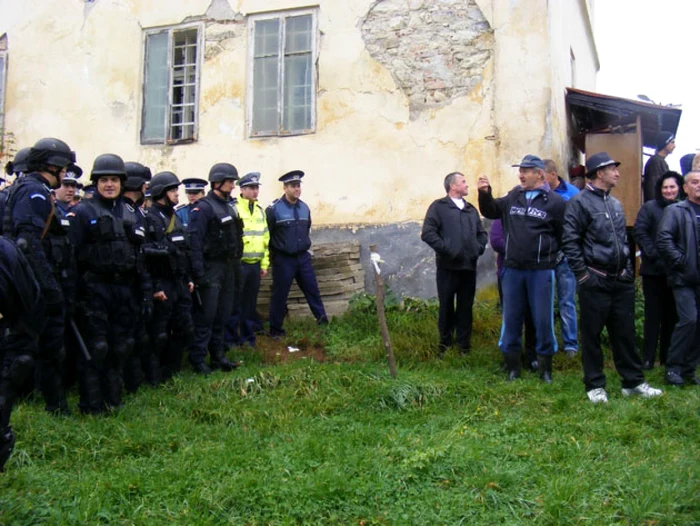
[369,244,397,378]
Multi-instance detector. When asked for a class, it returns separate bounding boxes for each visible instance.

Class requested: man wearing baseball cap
[562,152,663,403]
[643,131,676,202]
[478,154,566,383]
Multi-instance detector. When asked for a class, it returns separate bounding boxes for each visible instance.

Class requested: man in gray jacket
[656,170,700,386]
[421,172,487,355]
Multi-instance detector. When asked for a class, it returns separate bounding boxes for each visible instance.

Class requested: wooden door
[585,117,643,226]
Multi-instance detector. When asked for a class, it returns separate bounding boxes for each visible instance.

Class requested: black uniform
[71,194,150,413]
[0,237,43,471]
[187,190,243,371]
[144,201,194,381]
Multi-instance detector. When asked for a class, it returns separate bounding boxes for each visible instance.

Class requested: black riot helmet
[208,163,238,183]
[90,153,127,182]
[4,147,32,175]
[149,171,181,201]
[124,162,152,191]
[26,138,76,173]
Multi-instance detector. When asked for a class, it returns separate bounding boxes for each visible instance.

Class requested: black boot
[44,375,70,416]
[104,368,124,411]
[538,354,553,384]
[504,352,521,381]
[0,426,15,473]
[210,351,237,373]
[78,367,105,415]
[191,361,212,376]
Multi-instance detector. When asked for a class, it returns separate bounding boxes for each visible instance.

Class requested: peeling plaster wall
[0,0,597,298]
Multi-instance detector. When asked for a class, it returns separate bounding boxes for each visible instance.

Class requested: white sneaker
[587,388,608,404]
[621,382,663,398]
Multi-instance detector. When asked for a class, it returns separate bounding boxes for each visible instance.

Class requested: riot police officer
[175,178,208,227]
[187,163,242,374]
[120,162,152,394]
[0,236,43,471]
[70,154,151,414]
[3,147,31,179]
[1,138,76,414]
[144,172,195,381]
[266,170,328,337]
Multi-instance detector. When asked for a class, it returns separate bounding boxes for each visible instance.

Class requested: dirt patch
[255,335,328,365]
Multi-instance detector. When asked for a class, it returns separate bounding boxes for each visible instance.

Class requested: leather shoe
[192,362,212,375]
[665,370,685,386]
[210,354,239,372]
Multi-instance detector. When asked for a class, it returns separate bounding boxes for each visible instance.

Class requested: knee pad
[91,339,109,365]
[7,354,35,388]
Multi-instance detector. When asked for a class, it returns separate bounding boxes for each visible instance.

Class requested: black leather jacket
[562,183,631,279]
[657,200,700,287]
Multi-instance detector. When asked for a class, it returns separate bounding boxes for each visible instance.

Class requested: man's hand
[260,269,268,278]
[153,291,168,302]
[477,175,490,193]
[187,281,195,293]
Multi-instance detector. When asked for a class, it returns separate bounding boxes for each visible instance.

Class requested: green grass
[1,286,699,525]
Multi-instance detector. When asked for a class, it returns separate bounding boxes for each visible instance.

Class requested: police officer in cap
[176,178,208,227]
[70,154,151,414]
[143,172,195,381]
[54,164,83,213]
[0,138,76,414]
[0,237,43,471]
[187,163,242,374]
[266,170,328,337]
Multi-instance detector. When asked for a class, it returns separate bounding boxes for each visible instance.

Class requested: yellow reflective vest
[235,197,270,270]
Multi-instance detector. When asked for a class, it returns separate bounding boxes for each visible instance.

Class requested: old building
[0,0,598,298]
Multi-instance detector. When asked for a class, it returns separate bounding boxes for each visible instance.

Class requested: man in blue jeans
[478,155,566,383]
[544,159,579,357]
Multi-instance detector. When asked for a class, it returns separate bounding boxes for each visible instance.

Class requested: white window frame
[141,22,204,145]
[246,8,319,138]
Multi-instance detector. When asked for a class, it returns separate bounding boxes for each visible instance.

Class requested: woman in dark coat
[633,171,685,369]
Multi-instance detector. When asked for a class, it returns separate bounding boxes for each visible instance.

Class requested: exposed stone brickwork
[361,0,494,117]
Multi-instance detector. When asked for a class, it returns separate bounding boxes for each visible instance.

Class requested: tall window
[248,10,317,137]
[141,24,202,144]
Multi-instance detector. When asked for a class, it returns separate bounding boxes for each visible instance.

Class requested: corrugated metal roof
[566,88,682,151]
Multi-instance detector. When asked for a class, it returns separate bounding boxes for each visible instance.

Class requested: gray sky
[594,0,699,171]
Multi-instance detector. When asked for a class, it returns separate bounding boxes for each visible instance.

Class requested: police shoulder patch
[30,193,47,200]
[125,203,135,213]
[267,198,280,209]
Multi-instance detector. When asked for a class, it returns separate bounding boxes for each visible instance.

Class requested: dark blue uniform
[175,204,192,228]
[187,191,242,370]
[144,202,194,381]
[0,236,42,471]
[70,194,150,413]
[1,173,70,412]
[266,196,327,336]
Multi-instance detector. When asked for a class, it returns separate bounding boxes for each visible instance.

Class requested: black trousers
[641,275,676,366]
[667,286,700,377]
[152,278,194,379]
[190,258,239,364]
[578,274,645,391]
[436,267,476,351]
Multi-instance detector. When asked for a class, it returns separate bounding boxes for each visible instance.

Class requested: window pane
[285,15,312,53]
[142,32,168,142]
[254,19,280,58]
[283,53,312,131]
[252,54,279,133]
[170,28,198,141]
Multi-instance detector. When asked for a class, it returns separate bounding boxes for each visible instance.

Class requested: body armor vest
[145,208,190,278]
[202,196,243,259]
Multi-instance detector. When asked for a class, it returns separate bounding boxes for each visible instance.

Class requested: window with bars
[141,25,201,144]
[248,10,317,137]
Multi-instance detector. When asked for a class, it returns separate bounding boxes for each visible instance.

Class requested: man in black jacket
[421,172,487,355]
[656,170,700,386]
[478,155,566,382]
[643,132,676,202]
[562,152,663,403]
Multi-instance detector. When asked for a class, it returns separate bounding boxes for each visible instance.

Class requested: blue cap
[512,155,545,170]
[239,172,262,187]
[279,170,304,183]
[181,178,208,192]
